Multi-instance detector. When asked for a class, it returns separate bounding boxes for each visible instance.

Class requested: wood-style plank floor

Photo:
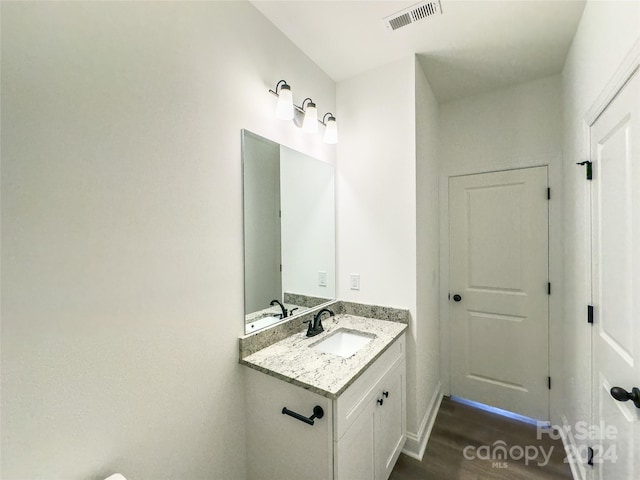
[390,397,573,480]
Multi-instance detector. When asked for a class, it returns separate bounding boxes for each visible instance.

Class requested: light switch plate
[350,274,360,291]
[318,271,327,287]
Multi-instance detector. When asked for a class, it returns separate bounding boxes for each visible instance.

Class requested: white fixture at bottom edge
[311,328,375,358]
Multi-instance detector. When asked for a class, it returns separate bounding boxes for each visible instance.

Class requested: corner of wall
[402,381,443,460]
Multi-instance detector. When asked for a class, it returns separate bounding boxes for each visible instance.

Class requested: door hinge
[576,161,593,180]
[587,446,594,466]
[588,305,594,324]
[548,376,551,390]
[548,282,551,295]
[547,187,551,200]
[280,264,282,272]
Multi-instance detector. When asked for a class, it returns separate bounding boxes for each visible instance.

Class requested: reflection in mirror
[242,130,336,334]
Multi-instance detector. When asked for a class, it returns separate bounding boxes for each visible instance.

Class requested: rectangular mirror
[242,130,336,333]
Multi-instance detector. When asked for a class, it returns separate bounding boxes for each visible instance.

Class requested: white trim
[585,39,640,127]
[559,415,587,480]
[402,381,443,460]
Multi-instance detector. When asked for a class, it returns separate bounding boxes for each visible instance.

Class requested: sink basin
[311,328,375,358]
[247,316,280,332]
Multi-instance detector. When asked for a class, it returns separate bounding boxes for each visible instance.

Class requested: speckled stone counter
[240,314,407,399]
[239,300,409,358]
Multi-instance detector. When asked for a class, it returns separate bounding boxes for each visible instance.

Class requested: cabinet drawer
[334,334,405,440]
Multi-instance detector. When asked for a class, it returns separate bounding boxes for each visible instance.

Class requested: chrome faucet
[305,308,334,337]
[270,299,287,319]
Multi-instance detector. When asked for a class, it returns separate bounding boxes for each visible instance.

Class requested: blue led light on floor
[450,396,551,428]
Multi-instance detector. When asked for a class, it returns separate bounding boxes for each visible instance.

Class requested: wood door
[590,67,640,478]
[449,167,550,420]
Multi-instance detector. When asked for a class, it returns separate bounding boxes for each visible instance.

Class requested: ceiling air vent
[383,0,443,32]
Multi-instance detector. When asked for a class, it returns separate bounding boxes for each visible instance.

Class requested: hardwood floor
[390,397,573,480]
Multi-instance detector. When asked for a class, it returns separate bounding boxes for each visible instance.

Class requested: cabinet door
[375,361,406,480]
[335,405,375,480]
[245,368,333,480]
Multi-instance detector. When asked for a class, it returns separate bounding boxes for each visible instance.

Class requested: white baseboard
[559,414,587,480]
[402,382,443,461]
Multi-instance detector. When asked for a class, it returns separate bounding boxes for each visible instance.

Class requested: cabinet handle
[282,405,324,426]
[377,398,384,406]
[383,391,389,398]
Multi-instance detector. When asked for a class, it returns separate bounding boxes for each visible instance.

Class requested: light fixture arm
[275,79,288,93]
[301,98,315,110]
[321,112,336,126]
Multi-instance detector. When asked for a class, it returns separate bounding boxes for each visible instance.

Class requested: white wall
[336,57,416,310]
[438,75,564,424]
[412,59,442,457]
[336,59,417,435]
[336,56,441,457]
[561,2,639,478]
[0,2,336,479]
[280,147,336,300]
[440,75,563,170]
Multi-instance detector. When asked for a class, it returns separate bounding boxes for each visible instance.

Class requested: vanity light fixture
[274,80,294,120]
[268,80,338,143]
[301,98,318,134]
[322,113,338,144]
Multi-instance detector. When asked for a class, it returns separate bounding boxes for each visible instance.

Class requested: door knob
[452,294,462,302]
[610,386,640,409]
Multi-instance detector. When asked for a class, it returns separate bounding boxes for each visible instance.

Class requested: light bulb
[323,116,338,144]
[302,102,318,133]
[275,84,294,120]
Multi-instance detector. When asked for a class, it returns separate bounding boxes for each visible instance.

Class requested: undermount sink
[311,328,375,358]
[247,316,280,332]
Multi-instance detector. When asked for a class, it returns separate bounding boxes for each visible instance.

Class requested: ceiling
[251,0,587,102]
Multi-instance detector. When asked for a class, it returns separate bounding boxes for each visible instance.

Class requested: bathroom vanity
[242,314,407,480]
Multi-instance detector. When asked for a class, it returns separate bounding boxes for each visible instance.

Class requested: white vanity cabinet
[334,334,406,480]
[245,333,406,480]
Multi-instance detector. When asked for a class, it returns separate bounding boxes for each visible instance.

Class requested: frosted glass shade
[302,103,318,133]
[275,85,294,120]
[323,117,338,144]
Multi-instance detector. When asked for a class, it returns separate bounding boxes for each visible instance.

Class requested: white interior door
[449,167,549,421]
[590,67,640,479]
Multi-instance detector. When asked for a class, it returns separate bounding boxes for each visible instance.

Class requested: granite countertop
[240,314,407,399]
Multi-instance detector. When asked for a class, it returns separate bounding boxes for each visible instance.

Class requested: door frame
[439,156,564,425]
[583,40,640,480]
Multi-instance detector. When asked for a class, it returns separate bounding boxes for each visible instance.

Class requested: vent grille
[389,13,412,31]
[383,1,442,31]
